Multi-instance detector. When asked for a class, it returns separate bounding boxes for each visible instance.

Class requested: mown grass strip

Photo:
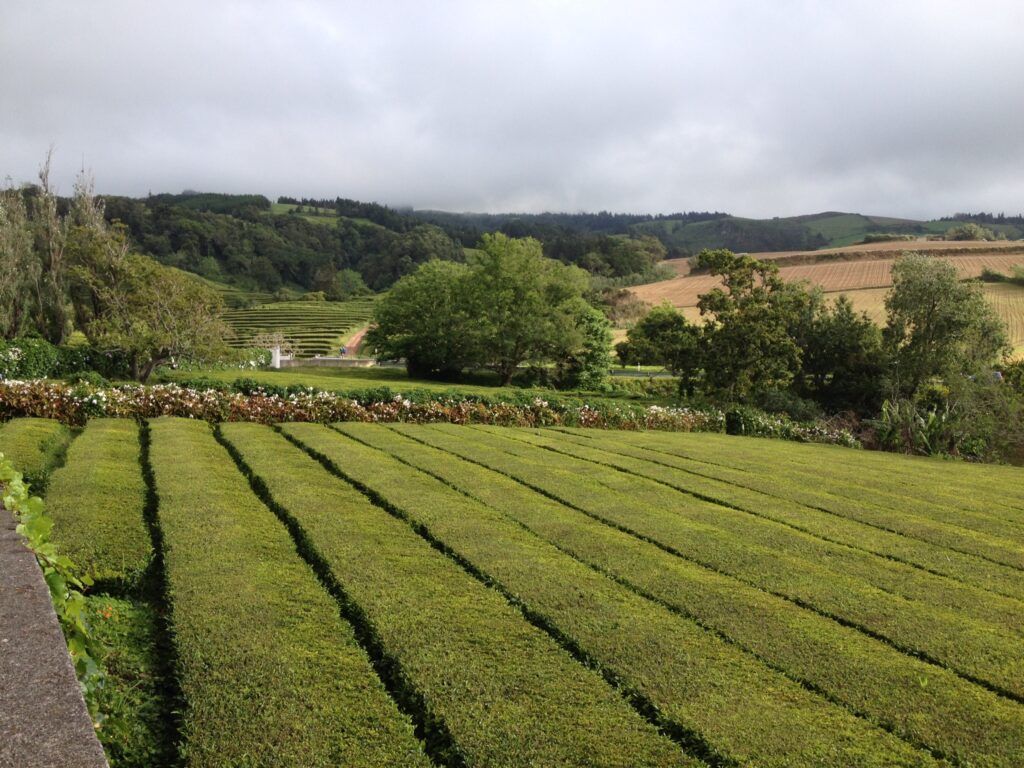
[44,419,151,588]
[147,417,430,768]
[586,430,1024,559]
[545,428,1024,601]
[398,424,1024,702]
[0,417,72,490]
[338,422,1024,768]
[499,427,1024,624]
[217,422,694,768]
[283,422,938,767]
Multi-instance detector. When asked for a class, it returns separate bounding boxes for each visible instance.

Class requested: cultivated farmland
[221,297,376,357]
[7,417,1024,766]
[637,251,1024,353]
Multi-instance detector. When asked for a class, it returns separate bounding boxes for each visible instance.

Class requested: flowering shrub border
[0,379,860,447]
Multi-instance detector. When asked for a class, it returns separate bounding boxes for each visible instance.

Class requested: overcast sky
[3,1,1023,218]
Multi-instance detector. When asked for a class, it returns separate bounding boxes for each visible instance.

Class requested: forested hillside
[97,191,1024,294]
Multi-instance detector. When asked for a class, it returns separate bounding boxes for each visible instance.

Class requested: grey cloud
[3,0,1023,218]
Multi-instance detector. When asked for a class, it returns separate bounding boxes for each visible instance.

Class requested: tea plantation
[2,417,1023,767]
[222,297,376,357]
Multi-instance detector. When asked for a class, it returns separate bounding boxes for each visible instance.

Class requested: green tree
[327,268,369,300]
[795,294,886,413]
[365,260,479,378]
[884,253,1009,396]
[75,252,230,381]
[554,299,613,390]
[0,187,39,339]
[470,233,590,385]
[615,303,702,394]
[696,249,812,401]
[367,233,599,385]
[944,222,996,241]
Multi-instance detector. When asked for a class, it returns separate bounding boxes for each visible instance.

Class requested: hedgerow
[398,424,1024,700]
[146,418,429,768]
[0,379,862,446]
[0,417,71,489]
[217,422,691,768]
[280,422,934,767]
[338,422,1024,767]
[503,428,1024,627]
[45,419,151,587]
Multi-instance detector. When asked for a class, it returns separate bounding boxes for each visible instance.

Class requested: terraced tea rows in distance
[221,297,376,356]
[333,422,1024,766]
[147,418,430,767]
[219,422,692,767]
[44,419,151,587]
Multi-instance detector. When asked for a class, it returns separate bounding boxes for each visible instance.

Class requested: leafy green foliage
[368,234,604,386]
[944,222,999,241]
[615,304,702,393]
[696,249,812,401]
[884,254,1010,395]
[75,252,230,381]
[147,418,430,767]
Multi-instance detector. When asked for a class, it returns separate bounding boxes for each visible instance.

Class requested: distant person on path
[340,345,348,357]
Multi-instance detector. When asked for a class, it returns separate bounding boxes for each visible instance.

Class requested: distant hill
[99,191,1024,294]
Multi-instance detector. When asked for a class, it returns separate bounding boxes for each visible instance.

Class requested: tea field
[2,417,1023,767]
[221,297,376,357]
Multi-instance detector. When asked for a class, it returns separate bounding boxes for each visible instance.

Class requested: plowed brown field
[636,251,1024,356]
[635,253,1024,307]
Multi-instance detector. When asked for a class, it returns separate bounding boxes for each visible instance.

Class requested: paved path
[0,504,108,768]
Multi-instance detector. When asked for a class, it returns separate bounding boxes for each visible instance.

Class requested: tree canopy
[367,233,608,387]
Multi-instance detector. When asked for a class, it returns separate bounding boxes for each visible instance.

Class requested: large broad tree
[469,233,590,385]
[615,303,703,395]
[74,243,230,381]
[364,259,479,379]
[884,253,1009,396]
[367,233,605,386]
[696,249,812,402]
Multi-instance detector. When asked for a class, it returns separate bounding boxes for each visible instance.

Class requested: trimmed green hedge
[398,424,1024,701]
[218,422,692,768]
[338,422,1024,767]
[45,419,151,587]
[502,428,1024,627]
[147,418,429,768]
[552,428,1024,602]
[0,417,71,489]
[283,422,934,767]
